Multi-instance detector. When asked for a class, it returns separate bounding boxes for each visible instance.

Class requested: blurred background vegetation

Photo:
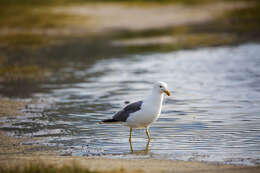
[0,0,259,92]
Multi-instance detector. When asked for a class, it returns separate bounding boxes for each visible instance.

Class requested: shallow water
[1,43,260,165]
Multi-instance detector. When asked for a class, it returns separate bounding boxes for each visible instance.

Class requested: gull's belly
[126,110,160,128]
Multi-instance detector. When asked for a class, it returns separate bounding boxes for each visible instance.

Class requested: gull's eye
[159,86,162,88]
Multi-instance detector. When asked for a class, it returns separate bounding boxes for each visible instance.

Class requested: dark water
[1,43,260,165]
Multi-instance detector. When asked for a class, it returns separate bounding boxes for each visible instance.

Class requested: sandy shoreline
[0,98,260,172]
[0,98,59,157]
[1,155,260,173]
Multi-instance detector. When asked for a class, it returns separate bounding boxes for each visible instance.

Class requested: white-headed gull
[101,81,171,143]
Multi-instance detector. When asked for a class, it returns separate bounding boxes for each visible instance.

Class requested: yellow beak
[163,90,171,96]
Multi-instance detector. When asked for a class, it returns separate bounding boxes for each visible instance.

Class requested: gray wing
[112,101,143,122]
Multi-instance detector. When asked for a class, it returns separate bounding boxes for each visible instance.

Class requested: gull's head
[153,81,171,96]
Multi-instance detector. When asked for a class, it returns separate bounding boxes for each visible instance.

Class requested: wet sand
[0,98,59,157]
[0,99,27,117]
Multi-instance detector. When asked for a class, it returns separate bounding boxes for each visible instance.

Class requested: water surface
[1,43,260,165]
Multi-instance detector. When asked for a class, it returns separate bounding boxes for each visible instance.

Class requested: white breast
[126,94,163,128]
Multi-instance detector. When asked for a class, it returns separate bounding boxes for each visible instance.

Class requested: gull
[100,81,171,143]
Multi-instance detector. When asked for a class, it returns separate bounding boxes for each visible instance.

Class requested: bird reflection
[129,139,150,154]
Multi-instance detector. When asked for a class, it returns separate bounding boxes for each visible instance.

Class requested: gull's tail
[99,118,120,124]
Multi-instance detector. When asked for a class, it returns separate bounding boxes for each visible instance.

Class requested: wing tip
[100,119,119,124]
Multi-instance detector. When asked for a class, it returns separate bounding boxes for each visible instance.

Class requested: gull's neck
[148,88,164,106]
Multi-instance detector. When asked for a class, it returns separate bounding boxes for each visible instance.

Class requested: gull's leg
[129,128,133,142]
[129,140,133,153]
[145,127,151,141]
[145,138,150,153]
[129,128,133,152]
